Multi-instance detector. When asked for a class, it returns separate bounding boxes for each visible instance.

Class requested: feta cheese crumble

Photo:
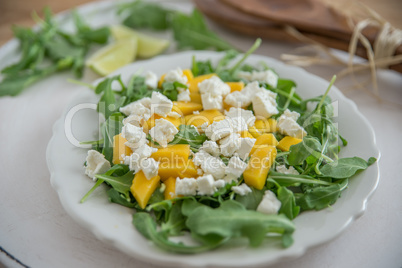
[150,91,173,117]
[277,109,307,139]
[225,107,256,127]
[196,174,217,196]
[198,76,230,110]
[235,137,256,160]
[226,156,247,178]
[149,118,178,147]
[145,71,158,88]
[164,67,188,85]
[205,118,233,141]
[224,81,264,108]
[219,133,241,157]
[140,158,159,179]
[200,140,220,157]
[119,98,151,121]
[121,123,147,150]
[256,190,282,215]
[231,183,252,196]
[276,165,299,175]
[237,70,279,88]
[193,150,226,180]
[252,90,279,118]
[175,177,198,196]
[85,150,111,180]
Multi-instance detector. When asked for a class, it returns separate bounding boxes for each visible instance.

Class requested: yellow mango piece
[243,145,277,190]
[158,74,166,88]
[268,118,278,132]
[112,134,133,165]
[173,101,203,116]
[130,171,161,209]
[226,81,244,92]
[188,73,217,92]
[240,130,254,139]
[250,134,279,154]
[144,114,182,133]
[189,92,202,104]
[151,144,191,162]
[253,119,270,133]
[158,160,198,181]
[248,126,262,138]
[182,69,194,82]
[184,109,224,127]
[164,177,177,200]
[277,136,302,152]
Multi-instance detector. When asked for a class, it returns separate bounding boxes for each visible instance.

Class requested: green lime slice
[111,25,170,59]
[86,37,138,76]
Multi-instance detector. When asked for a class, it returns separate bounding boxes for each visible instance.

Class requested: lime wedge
[111,25,170,59]
[86,37,138,76]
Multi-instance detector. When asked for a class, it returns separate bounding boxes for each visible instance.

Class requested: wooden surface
[0,0,401,45]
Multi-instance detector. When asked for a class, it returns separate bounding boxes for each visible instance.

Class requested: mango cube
[130,171,160,209]
[277,136,302,152]
[112,134,132,165]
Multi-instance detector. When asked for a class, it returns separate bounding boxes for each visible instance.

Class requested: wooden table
[1,0,402,45]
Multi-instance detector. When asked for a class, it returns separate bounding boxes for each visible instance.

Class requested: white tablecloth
[1,1,401,267]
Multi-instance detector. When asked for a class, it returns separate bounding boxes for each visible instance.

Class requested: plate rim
[46,50,381,267]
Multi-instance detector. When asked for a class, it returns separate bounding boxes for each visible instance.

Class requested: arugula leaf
[161,201,187,236]
[107,188,137,208]
[235,187,265,210]
[277,187,300,220]
[95,171,134,201]
[133,212,224,253]
[268,172,333,187]
[296,179,348,211]
[319,157,376,179]
[119,0,173,30]
[171,10,234,51]
[287,136,322,166]
[101,112,124,163]
[169,125,207,150]
[185,199,295,248]
[0,7,110,97]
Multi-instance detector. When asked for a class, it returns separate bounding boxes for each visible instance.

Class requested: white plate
[46,51,380,267]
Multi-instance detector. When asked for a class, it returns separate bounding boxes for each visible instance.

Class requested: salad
[80,42,376,253]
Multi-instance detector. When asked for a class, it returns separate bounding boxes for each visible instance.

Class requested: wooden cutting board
[194,0,402,73]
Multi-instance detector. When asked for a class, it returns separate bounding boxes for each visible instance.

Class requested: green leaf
[101,112,124,163]
[186,200,295,248]
[119,0,173,30]
[277,187,300,220]
[319,157,376,179]
[296,179,348,211]
[107,188,137,208]
[133,212,224,253]
[95,171,134,201]
[161,201,187,236]
[169,125,207,150]
[268,172,333,187]
[171,10,234,51]
[235,187,265,210]
[287,136,322,166]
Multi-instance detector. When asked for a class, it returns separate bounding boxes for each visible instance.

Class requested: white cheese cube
[237,70,278,88]
[140,158,159,179]
[149,118,178,147]
[119,99,151,120]
[200,156,226,180]
[276,165,299,175]
[200,140,220,157]
[229,116,248,133]
[177,88,191,102]
[167,111,181,119]
[277,109,307,139]
[85,150,111,180]
[224,81,264,108]
[231,183,252,196]
[201,93,223,110]
[252,90,279,118]
[196,174,216,196]
[226,156,247,178]
[198,76,230,97]
[121,123,146,146]
[145,71,158,88]
[222,174,238,183]
[235,137,256,160]
[219,133,241,157]
[213,179,226,188]
[257,190,282,215]
[150,91,173,117]
[164,67,188,85]
[192,150,211,167]
[175,177,197,196]
[225,107,256,127]
[205,119,233,141]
